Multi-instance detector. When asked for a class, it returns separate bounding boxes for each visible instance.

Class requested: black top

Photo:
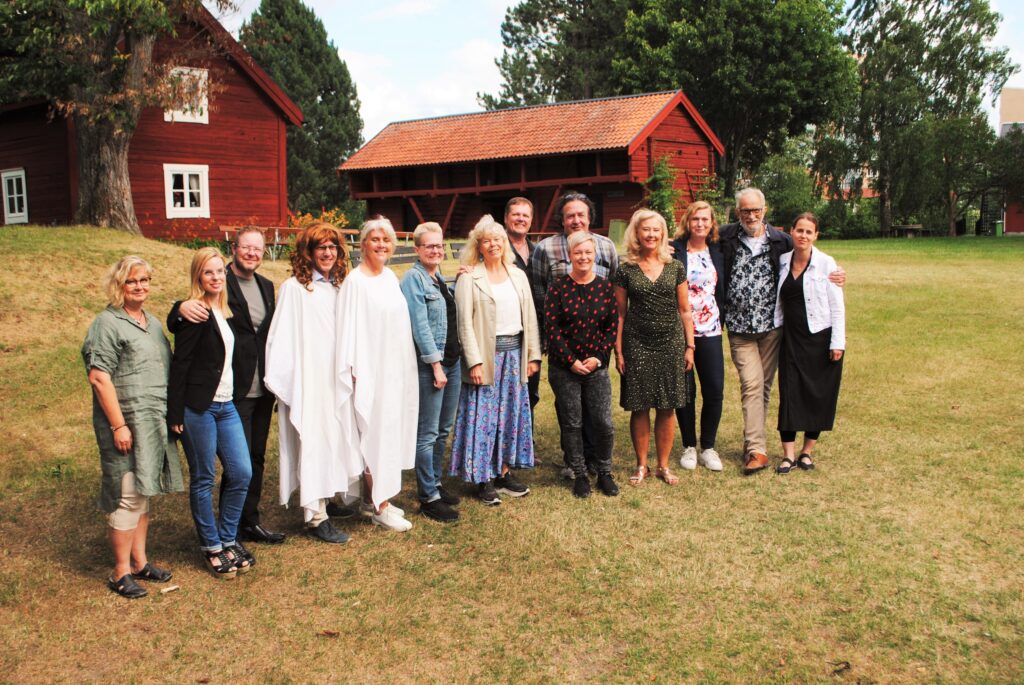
[167,310,228,426]
[436,273,461,367]
[167,264,276,401]
[543,274,617,369]
[717,222,792,318]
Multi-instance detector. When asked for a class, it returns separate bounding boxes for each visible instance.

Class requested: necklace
[124,307,147,329]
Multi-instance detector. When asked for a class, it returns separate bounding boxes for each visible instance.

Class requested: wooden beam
[349,174,631,200]
[432,168,438,191]
[541,185,563,233]
[372,172,379,193]
[407,196,426,224]
[595,152,602,177]
[442,193,459,230]
[520,160,526,189]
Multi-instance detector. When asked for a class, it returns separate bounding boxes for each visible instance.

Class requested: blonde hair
[674,201,720,242]
[460,215,513,267]
[188,247,231,318]
[622,209,671,265]
[413,221,444,246]
[567,230,595,252]
[104,255,153,308]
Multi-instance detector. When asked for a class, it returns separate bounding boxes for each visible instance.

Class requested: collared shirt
[530,231,619,311]
[725,242,776,334]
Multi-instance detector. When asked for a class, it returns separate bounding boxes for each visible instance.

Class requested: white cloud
[367,0,439,21]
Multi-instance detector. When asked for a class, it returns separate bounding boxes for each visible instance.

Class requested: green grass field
[1,226,1022,683]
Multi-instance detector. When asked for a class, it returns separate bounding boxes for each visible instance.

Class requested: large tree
[842,0,1016,235]
[478,0,636,110]
[240,0,362,214]
[480,0,856,198]
[614,0,856,198]
[0,0,229,233]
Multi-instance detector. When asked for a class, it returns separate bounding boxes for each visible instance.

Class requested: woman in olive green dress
[614,210,695,486]
[83,256,184,599]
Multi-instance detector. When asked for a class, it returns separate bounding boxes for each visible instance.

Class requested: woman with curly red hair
[265,223,359,543]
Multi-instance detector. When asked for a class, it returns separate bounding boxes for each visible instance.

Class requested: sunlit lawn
[0,227,1022,683]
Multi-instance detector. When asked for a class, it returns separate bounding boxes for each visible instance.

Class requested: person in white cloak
[264,224,358,544]
[336,216,420,532]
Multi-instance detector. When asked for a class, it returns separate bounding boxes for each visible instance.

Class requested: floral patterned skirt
[449,347,534,483]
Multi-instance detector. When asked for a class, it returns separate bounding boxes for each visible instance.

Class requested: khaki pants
[107,472,150,531]
[727,328,782,456]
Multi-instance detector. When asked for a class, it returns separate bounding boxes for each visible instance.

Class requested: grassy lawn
[1,226,1022,683]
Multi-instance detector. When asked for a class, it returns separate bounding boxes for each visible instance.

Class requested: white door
[2,169,28,224]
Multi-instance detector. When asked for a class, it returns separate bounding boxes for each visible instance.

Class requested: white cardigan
[773,247,845,350]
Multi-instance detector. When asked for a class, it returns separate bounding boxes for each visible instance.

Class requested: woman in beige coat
[450,215,541,505]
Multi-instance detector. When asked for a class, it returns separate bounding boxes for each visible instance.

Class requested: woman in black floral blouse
[543,231,619,498]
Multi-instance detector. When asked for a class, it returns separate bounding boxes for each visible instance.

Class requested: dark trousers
[675,335,724,451]
[550,368,597,466]
[219,393,274,528]
[548,364,614,477]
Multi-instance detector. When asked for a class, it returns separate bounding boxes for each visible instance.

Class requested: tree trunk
[947,190,957,237]
[73,115,141,234]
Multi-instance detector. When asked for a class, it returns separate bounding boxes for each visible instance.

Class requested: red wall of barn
[131,29,288,239]
[0,104,73,226]
[1006,201,1024,234]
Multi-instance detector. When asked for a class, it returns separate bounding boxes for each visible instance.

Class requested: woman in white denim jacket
[772,213,845,473]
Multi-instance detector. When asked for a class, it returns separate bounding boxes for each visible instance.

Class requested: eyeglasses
[419,244,445,251]
[738,207,764,216]
[235,245,263,254]
[314,244,339,253]
[124,278,151,287]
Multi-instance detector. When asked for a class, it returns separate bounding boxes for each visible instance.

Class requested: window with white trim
[2,169,28,224]
[164,67,209,124]
[163,164,210,218]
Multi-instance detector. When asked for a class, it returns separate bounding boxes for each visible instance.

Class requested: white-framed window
[163,164,210,219]
[164,67,209,124]
[2,168,28,225]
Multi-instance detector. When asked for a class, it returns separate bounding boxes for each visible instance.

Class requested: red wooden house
[339,90,724,235]
[0,7,303,239]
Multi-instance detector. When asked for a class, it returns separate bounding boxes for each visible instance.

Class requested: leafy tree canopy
[241,0,363,215]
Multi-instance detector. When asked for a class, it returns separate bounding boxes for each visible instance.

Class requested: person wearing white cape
[336,216,419,532]
[264,224,358,544]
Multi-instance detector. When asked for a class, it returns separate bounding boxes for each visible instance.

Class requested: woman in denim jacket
[400,222,463,522]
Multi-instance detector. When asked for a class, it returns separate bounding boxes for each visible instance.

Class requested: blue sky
[211,0,1024,140]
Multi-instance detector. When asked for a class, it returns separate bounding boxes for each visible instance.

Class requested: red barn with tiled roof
[0,6,302,238]
[339,91,723,236]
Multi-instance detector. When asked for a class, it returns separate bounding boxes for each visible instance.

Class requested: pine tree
[240,0,363,215]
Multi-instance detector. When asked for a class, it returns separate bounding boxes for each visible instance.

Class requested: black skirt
[777,270,843,432]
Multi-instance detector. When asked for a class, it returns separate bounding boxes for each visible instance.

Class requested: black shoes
[307,520,350,544]
[596,472,619,497]
[238,524,287,544]
[326,501,358,519]
[226,542,255,572]
[573,475,592,499]
[421,498,460,522]
[131,562,172,583]
[438,486,461,506]
[478,481,501,506]
[494,472,530,497]
[108,573,148,598]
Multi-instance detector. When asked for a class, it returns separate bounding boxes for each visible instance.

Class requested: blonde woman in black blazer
[168,247,253,579]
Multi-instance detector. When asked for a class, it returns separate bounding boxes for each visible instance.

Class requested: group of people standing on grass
[83,187,846,598]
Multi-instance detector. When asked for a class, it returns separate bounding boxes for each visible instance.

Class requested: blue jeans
[180,401,252,552]
[415,361,461,502]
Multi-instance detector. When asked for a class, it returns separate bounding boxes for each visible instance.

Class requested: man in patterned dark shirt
[719,188,844,475]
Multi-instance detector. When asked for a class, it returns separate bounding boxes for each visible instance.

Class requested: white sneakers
[361,500,404,518]
[679,447,723,472]
[698,448,723,472]
[370,504,412,532]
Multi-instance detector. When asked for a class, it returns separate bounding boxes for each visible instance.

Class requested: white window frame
[163,67,209,124]
[2,168,28,225]
[163,164,210,219]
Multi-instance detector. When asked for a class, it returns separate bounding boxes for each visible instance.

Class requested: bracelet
[111,424,127,432]
[686,344,695,350]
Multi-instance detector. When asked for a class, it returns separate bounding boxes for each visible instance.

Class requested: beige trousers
[727,328,782,456]
[107,472,150,531]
